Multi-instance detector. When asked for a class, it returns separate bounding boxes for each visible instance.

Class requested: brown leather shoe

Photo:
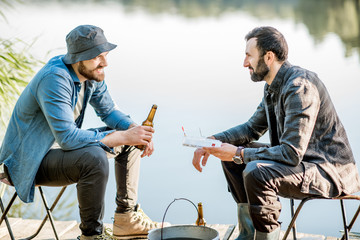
[113,204,170,239]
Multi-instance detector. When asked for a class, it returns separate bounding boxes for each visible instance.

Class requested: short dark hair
[245,26,288,61]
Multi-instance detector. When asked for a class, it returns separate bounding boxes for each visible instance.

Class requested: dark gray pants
[35,145,141,236]
[222,159,332,233]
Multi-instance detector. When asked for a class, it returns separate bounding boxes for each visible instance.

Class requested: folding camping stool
[282,195,360,240]
[0,172,67,240]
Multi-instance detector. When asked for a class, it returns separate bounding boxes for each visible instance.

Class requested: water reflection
[27,0,360,59]
[295,0,360,58]
[119,0,360,59]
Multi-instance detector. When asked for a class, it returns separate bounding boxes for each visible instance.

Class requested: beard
[78,61,105,82]
[250,57,269,82]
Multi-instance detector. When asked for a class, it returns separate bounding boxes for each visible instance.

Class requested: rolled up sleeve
[37,72,114,150]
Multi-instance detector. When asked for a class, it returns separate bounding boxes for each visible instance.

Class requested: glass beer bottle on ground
[196,202,206,226]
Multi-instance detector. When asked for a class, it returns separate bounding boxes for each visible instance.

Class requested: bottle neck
[142,105,157,127]
[146,108,156,122]
[198,205,203,218]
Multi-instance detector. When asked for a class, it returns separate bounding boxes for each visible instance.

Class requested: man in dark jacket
[192,26,360,240]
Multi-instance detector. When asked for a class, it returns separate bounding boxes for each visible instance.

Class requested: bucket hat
[63,25,117,64]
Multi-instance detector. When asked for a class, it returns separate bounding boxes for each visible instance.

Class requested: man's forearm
[100,131,127,148]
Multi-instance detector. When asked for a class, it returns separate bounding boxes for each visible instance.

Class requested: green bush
[0,38,41,127]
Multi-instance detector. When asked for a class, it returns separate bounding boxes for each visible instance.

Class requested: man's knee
[80,146,109,178]
[243,161,276,189]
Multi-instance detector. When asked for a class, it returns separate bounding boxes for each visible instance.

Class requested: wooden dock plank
[229,224,327,240]
[0,217,21,238]
[63,223,235,240]
[0,218,343,239]
[61,222,113,240]
[207,224,235,240]
[59,222,81,240]
[222,225,236,240]
[279,231,325,240]
[228,224,238,240]
[0,218,77,240]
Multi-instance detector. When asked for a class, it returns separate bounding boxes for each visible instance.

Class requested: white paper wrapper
[182,137,222,148]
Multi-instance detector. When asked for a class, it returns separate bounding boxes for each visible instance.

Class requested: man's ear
[264,51,275,66]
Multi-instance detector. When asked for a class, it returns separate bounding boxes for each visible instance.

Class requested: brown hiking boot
[112,204,170,239]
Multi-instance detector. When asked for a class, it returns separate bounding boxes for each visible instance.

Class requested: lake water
[1,0,360,238]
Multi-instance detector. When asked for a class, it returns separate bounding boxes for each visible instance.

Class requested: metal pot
[148,225,219,240]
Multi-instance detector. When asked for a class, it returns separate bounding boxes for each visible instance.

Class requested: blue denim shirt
[0,55,134,202]
[214,61,360,197]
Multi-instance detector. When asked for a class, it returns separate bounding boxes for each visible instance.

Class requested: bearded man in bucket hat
[0,25,168,240]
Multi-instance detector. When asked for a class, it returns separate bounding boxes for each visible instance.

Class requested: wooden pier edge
[0,218,236,240]
[0,217,351,239]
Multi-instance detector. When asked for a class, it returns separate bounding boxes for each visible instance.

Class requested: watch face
[233,156,242,165]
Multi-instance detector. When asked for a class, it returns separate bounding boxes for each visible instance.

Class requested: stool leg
[23,186,67,240]
[21,187,62,240]
[282,198,311,240]
[0,196,16,240]
[290,199,297,240]
[346,204,360,234]
[39,187,59,240]
[0,192,17,226]
[340,199,349,240]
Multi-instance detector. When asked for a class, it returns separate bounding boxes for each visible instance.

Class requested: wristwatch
[232,146,244,165]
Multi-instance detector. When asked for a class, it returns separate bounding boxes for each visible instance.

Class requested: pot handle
[160,198,200,240]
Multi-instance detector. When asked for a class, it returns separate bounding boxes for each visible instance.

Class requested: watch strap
[235,146,243,158]
[233,146,244,164]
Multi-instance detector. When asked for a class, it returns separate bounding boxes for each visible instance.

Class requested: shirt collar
[62,56,80,84]
[267,61,292,94]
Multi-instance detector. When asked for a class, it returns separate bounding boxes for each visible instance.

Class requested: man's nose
[100,56,108,67]
[243,57,249,68]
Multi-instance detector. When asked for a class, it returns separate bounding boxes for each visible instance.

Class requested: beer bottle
[137,104,157,151]
[196,202,206,226]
